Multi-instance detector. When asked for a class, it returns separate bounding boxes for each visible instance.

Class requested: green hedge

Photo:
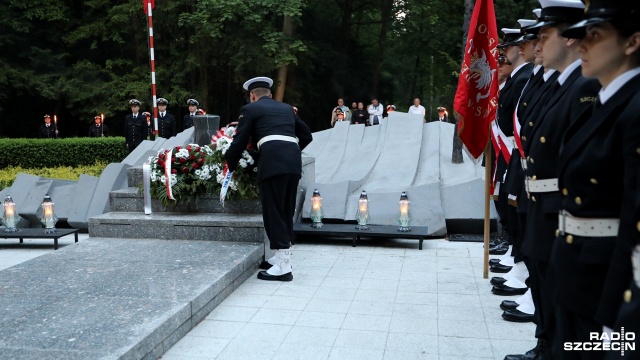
[0,137,129,169]
[0,162,109,190]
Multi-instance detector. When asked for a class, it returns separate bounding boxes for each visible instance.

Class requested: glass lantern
[2,195,19,232]
[309,189,324,228]
[397,191,412,232]
[38,195,58,233]
[355,191,370,230]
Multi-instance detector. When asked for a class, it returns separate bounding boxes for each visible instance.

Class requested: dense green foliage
[0,162,109,190]
[0,137,128,168]
[0,0,539,137]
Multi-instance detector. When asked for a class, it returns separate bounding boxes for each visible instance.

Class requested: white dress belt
[257,135,298,149]
[525,178,558,193]
[558,210,620,237]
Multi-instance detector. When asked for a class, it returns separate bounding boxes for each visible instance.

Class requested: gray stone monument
[193,115,221,146]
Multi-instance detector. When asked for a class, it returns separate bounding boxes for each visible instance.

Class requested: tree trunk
[371,0,393,96]
[452,0,475,164]
[274,15,294,102]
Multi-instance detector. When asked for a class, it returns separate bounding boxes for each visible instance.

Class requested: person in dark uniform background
[225,76,312,282]
[490,27,534,255]
[39,114,57,138]
[88,115,109,137]
[546,0,640,358]
[124,99,145,153]
[183,98,199,130]
[156,98,177,138]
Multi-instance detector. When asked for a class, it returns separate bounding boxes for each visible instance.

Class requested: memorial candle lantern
[38,195,58,233]
[309,189,324,228]
[397,191,411,232]
[355,191,370,230]
[2,195,19,232]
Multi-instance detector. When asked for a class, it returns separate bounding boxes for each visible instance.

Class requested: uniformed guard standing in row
[490,27,534,256]
[183,98,199,130]
[39,114,58,138]
[548,0,640,357]
[142,112,155,141]
[517,1,602,358]
[124,99,145,153]
[156,98,177,138]
[88,115,109,137]
[225,77,312,282]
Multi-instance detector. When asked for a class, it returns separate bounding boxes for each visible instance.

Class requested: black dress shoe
[489,244,509,255]
[490,263,513,273]
[257,271,293,282]
[500,300,519,311]
[504,339,546,360]
[492,284,528,296]
[491,277,507,286]
[502,309,534,322]
[489,259,501,266]
[259,261,272,270]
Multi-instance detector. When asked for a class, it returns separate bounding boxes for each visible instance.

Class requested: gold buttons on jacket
[624,289,632,303]
[523,102,528,107]
[590,178,598,185]
[555,229,560,236]
[532,175,537,180]
[540,137,546,143]
[566,235,574,244]
[522,136,527,141]
[531,196,536,202]
[575,197,582,205]
[637,147,640,155]
[530,158,535,164]
[529,122,534,127]
[562,188,568,196]
[637,221,640,232]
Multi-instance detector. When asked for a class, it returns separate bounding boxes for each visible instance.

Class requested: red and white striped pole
[145,0,158,135]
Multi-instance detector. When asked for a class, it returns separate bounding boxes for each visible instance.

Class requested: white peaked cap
[501,28,521,35]
[532,9,542,18]
[518,19,537,28]
[538,0,584,10]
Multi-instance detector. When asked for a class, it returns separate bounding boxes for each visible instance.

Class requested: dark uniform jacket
[124,114,145,152]
[157,112,177,138]
[493,62,534,181]
[88,124,109,137]
[225,96,313,183]
[351,109,369,125]
[516,70,561,214]
[553,74,640,327]
[614,109,640,333]
[39,124,57,138]
[183,113,195,130]
[502,67,546,200]
[521,65,600,262]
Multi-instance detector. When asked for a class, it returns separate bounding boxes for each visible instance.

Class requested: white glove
[602,326,614,343]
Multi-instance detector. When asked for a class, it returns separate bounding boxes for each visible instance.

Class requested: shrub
[0,162,109,190]
[0,137,128,169]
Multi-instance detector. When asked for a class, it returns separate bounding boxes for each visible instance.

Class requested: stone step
[0,237,263,359]
[109,187,262,214]
[89,212,264,241]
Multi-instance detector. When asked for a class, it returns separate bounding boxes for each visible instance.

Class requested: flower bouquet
[147,124,259,204]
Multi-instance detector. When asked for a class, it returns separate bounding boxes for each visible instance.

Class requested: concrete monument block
[6,173,40,210]
[75,162,130,229]
[67,174,100,229]
[193,115,220,146]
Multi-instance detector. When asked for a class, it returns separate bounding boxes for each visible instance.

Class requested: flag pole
[483,137,491,279]
[146,1,159,136]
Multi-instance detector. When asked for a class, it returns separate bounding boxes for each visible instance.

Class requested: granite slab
[0,238,263,360]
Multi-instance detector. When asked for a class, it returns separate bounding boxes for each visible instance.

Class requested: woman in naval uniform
[549,0,640,357]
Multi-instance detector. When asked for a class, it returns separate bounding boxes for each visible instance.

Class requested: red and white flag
[454,0,500,159]
[143,0,155,14]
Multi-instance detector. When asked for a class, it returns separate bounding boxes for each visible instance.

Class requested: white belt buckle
[633,245,640,288]
[558,210,566,236]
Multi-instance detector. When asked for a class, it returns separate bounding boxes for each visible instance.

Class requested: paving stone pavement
[159,238,537,360]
